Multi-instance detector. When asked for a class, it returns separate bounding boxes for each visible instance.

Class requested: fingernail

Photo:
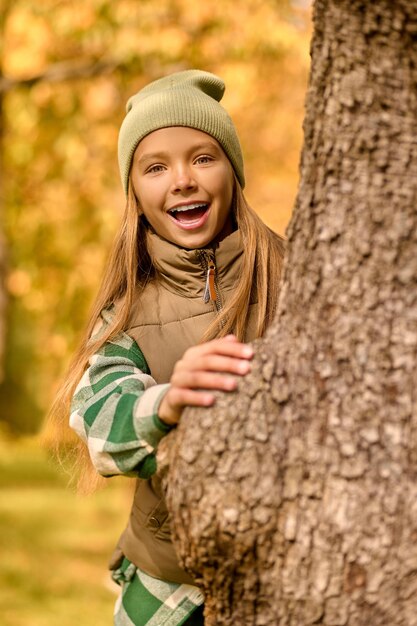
[242,346,254,358]
[226,377,237,390]
[239,361,251,373]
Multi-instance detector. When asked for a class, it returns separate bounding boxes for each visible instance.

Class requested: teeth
[169,203,208,213]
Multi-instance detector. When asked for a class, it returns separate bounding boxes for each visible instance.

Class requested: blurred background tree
[0,0,311,434]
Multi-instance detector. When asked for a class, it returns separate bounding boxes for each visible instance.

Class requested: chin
[173,234,214,249]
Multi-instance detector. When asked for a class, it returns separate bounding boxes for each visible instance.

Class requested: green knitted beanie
[118,69,245,195]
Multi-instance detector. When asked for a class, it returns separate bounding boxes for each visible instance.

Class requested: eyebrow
[136,151,168,166]
[136,141,222,165]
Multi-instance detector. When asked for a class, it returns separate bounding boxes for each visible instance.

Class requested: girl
[58,69,285,625]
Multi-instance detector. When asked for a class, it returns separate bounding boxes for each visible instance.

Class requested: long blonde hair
[46,174,285,489]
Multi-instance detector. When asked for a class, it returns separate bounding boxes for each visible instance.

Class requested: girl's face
[131,127,235,249]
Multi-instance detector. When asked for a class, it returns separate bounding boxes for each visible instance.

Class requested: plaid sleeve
[113,558,204,625]
[70,329,172,479]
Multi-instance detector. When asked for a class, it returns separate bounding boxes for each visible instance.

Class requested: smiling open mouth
[168,203,210,224]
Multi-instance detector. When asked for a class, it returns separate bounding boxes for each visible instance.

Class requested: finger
[177,354,252,376]
[167,387,216,409]
[184,338,254,361]
[171,371,239,391]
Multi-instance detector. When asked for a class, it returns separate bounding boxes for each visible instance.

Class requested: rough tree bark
[161,1,417,624]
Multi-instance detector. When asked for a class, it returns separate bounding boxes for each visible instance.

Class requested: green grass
[0,436,134,625]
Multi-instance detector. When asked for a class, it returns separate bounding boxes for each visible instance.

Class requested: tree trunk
[0,2,11,383]
[164,0,417,624]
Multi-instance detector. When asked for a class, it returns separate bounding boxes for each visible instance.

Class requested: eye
[194,155,214,165]
[146,164,165,174]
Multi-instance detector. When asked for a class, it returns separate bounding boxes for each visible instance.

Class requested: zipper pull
[203,260,217,303]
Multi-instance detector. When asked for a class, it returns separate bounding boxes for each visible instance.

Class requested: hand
[158,335,254,426]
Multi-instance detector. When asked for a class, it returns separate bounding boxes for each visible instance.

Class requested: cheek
[131,176,142,206]
[133,179,158,214]
[207,167,234,202]
[219,175,234,210]
[221,164,234,197]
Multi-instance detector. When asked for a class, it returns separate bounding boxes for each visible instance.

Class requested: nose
[171,164,197,193]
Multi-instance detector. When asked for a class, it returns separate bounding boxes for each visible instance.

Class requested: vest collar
[147,229,243,298]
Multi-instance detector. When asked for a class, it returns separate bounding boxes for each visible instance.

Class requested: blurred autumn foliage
[0,0,311,434]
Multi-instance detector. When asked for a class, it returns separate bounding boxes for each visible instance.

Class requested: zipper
[204,258,216,303]
[199,250,222,312]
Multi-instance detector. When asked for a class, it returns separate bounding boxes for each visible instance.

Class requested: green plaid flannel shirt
[70,329,171,478]
[113,557,204,626]
[70,323,204,625]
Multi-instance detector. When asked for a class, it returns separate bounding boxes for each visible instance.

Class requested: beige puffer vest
[111,229,258,583]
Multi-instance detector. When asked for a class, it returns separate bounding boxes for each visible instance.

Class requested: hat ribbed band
[118,70,245,194]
